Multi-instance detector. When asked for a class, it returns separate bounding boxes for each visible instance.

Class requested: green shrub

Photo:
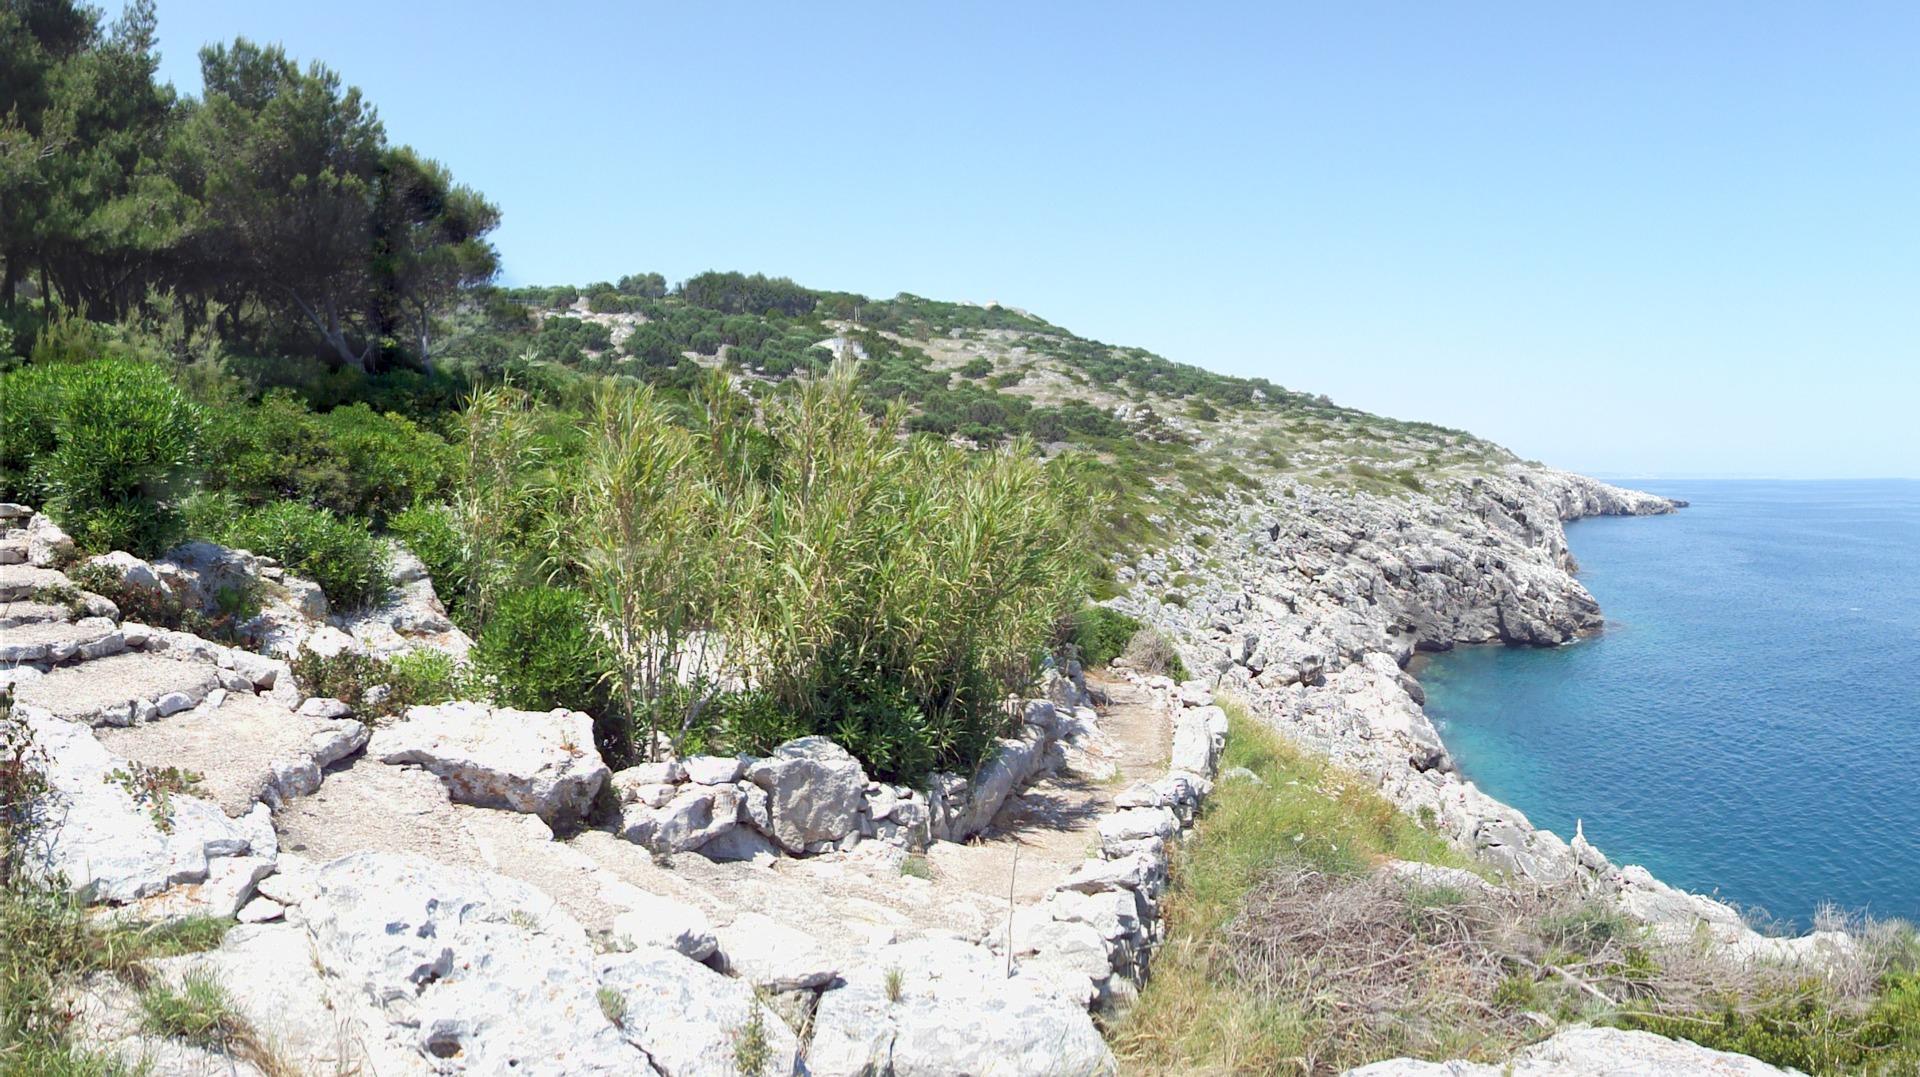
[470,585,613,735]
[470,366,1088,779]
[26,310,114,367]
[289,647,463,720]
[199,392,454,525]
[6,358,203,555]
[1069,605,1142,667]
[1615,969,1920,1074]
[0,364,65,501]
[222,502,390,609]
[707,688,805,757]
[380,649,463,713]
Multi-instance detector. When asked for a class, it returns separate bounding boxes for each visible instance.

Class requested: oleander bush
[219,501,391,609]
[199,392,455,525]
[1068,604,1143,668]
[0,357,204,555]
[469,585,614,732]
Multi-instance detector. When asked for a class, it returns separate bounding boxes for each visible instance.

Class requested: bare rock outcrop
[369,701,608,828]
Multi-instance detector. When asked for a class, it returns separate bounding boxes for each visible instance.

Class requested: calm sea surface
[1420,480,1920,927]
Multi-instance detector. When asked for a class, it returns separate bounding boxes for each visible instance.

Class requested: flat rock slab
[0,615,123,663]
[303,851,650,1073]
[21,710,271,904]
[96,693,366,817]
[368,701,608,827]
[596,948,800,1077]
[0,562,72,601]
[1345,1025,1793,1076]
[0,598,73,628]
[565,829,1006,973]
[274,754,496,868]
[13,650,219,726]
[715,910,840,991]
[809,936,1116,1077]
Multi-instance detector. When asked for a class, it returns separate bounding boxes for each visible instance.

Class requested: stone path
[929,674,1169,905]
[2,508,1174,1075]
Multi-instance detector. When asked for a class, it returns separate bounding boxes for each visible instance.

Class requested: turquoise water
[1420,480,1920,927]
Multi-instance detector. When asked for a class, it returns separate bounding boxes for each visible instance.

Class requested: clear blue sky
[153,2,1919,479]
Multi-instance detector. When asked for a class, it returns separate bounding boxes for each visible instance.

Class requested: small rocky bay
[1423,479,1920,927]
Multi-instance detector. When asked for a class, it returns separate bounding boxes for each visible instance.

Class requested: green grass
[1112,700,1920,1076]
[2,881,232,1072]
[597,985,627,1028]
[1112,703,1461,1073]
[139,970,244,1049]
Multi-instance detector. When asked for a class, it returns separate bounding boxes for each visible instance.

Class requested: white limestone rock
[616,784,743,853]
[608,891,719,961]
[716,910,840,991]
[745,736,869,853]
[303,851,650,1073]
[681,753,747,785]
[809,936,1116,1077]
[26,513,74,566]
[19,709,265,904]
[594,947,801,1077]
[1343,1025,1793,1075]
[369,701,609,827]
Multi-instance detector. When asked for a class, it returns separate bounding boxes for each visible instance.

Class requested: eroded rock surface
[369,701,608,827]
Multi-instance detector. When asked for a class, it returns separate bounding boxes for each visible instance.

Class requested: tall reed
[458,361,1087,777]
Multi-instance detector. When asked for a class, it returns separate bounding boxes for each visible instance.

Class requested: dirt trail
[928,674,1170,905]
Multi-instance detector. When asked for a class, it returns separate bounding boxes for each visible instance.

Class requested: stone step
[0,598,77,630]
[0,616,125,664]
[95,692,367,818]
[11,650,223,726]
[0,562,74,602]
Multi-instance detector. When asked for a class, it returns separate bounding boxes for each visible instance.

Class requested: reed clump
[456,361,1089,779]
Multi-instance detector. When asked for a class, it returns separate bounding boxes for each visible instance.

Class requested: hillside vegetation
[20,6,1920,1076]
[0,0,1517,786]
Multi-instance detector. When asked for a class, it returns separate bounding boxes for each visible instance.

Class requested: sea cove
[1422,479,1920,927]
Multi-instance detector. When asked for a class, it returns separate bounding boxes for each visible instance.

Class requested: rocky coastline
[1114,464,1848,962]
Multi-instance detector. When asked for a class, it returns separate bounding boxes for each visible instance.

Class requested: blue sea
[1420,480,1920,927]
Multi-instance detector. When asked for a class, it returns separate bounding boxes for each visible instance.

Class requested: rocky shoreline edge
[1115,463,1852,966]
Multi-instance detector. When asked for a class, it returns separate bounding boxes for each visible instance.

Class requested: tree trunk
[290,289,369,372]
[414,302,433,372]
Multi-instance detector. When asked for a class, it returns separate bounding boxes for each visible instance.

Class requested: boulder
[26,513,73,567]
[369,701,609,827]
[616,785,743,853]
[682,754,747,785]
[744,736,869,853]
[85,551,166,595]
[1060,852,1164,895]
[716,911,840,991]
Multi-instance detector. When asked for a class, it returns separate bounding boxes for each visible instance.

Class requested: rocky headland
[1112,463,1851,968]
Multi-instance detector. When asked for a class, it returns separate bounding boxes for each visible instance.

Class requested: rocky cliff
[1113,463,1845,961]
